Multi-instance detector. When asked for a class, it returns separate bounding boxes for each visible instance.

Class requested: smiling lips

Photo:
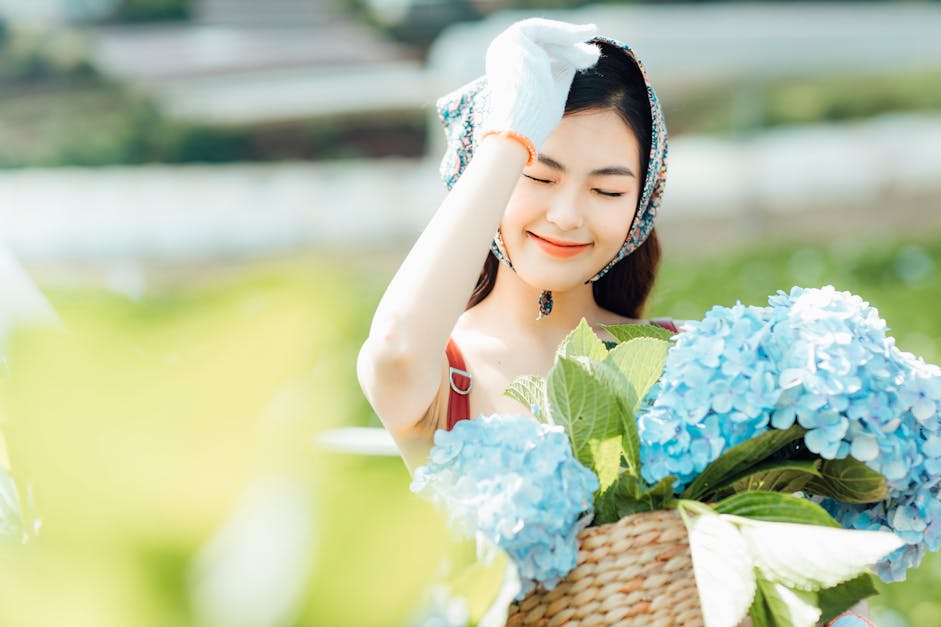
[528,232,592,258]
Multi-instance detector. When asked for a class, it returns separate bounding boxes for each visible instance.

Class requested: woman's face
[500,108,643,293]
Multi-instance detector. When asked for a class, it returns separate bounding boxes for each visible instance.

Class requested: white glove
[482,18,601,151]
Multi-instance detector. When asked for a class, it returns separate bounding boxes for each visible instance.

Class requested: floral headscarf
[435,37,668,316]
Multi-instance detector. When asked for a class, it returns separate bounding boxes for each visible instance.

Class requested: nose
[544,185,584,231]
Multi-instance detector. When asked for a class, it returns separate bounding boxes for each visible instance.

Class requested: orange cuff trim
[481,130,537,166]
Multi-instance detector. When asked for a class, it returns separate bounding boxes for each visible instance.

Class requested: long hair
[467,42,661,319]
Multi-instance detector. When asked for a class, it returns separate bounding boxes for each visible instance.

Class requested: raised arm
[357,19,601,436]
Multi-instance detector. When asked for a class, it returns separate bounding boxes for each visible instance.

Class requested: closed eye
[523,174,552,184]
[594,189,624,198]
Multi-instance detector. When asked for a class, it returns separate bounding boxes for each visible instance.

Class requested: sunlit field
[1,233,939,626]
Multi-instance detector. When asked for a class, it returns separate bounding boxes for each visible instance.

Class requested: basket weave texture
[505,509,703,627]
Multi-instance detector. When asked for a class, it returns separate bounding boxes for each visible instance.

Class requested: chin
[514,267,594,294]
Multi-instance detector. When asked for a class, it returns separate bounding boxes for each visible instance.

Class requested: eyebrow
[537,154,636,178]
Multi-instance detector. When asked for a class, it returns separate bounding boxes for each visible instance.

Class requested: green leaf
[742,522,879,627]
[603,337,670,475]
[713,459,822,499]
[601,323,675,343]
[588,437,623,499]
[556,318,608,361]
[740,519,904,591]
[680,425,807,501]
[755,578,820,627]
[594,473,641,525]
[593,474,676,526]
[604,338,671,412]
[503,375,547,422]
[680,505,756,627]
[546,356,623,492]
[804,457,888,503]
[749,582,772,627]
[644,474,677,504]
[715,491,841,528]
[584,358,637,491]
[817,573,879,624]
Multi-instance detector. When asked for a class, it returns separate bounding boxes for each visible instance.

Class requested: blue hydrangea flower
[637,285,941,582]
[821,482,941,582]
[411,414,599,596]
[637,301,781,488]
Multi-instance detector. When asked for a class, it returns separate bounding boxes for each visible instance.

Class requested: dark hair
[467,42,661,319]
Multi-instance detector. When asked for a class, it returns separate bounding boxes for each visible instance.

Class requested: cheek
[502,182,543,226]
[594,204,636,245]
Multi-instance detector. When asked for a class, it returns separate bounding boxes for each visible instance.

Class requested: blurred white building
[0,0,118,24]
[2,3,940,272]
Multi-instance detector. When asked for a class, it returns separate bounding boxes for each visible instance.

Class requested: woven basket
[505,509,704,627]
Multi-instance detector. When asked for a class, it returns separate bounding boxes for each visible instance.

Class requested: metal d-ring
[449,367,473,395]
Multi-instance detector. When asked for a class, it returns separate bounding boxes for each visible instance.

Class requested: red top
[445,337,473,431]
[445,319,680,430]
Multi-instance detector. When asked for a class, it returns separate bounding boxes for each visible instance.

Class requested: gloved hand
[482,18,601,151]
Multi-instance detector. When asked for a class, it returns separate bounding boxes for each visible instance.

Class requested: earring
[536,290,553,320]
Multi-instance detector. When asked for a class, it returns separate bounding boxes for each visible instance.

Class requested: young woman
[357,18,875,627]
[357,17,669,474]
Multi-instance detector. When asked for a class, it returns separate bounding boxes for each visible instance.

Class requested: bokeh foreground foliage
[0,261,490,627]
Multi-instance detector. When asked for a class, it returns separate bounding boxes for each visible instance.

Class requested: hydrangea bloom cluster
[411,414,598,595]
[637,301,783,486]
[819,347,941,581]
[823,480,941,581]
[637,286,941,581]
